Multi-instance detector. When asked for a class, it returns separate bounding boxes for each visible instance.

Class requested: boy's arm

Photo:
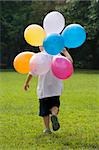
[24,74,32,91]
[62,48,73,63]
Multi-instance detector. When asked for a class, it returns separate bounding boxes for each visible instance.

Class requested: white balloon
[29,51,52,75]
[43,11,65,35]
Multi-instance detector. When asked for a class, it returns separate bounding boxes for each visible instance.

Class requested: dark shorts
[39,96,60,117]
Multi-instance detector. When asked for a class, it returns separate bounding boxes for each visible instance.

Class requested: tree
[56,0,99,69]
[0,1,56,69]
[1,0,99,69]
[0,1,33,68]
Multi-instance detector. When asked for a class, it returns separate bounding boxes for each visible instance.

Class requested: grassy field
[0,70,99,150]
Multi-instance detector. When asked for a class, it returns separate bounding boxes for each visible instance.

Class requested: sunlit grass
[0,70,99,149]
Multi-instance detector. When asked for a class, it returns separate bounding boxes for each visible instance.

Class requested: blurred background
[0,0,99,70]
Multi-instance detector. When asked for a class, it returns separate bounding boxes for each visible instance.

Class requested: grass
[0,70,99,150]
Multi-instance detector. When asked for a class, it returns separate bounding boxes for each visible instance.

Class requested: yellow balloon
[13,51,35,74]
[24,24,46,46]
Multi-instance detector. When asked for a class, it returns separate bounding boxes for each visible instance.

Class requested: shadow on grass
[74,69,99,74]
[34,131,98,149]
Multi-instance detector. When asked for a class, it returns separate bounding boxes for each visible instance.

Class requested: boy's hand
[23,74,32,91]
[24,83,29,91]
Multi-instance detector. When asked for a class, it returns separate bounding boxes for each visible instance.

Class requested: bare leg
[50,106,60,131]
[50,106,59,116]
[43,115,50,129]
[43,115,52,133]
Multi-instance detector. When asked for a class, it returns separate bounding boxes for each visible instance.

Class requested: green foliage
[1,1,33,69]
[56,0,99,40]
[87,0,99,39]
[56,0,99,69]
[0,1,99,69]
[0,1,56,69]
[0,71,99,149]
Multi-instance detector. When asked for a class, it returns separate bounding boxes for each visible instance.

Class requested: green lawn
[0,70,99,150]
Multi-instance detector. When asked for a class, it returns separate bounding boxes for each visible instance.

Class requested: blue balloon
[43,33,65,55]
[61,24,86,48]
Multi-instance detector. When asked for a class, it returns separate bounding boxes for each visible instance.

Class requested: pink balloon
[51,56,73,80]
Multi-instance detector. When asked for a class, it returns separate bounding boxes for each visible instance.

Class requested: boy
[24,46,73,133]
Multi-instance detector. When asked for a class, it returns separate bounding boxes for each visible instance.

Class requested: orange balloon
[13,51,35,74]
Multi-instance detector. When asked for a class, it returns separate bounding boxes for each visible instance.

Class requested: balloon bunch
[13,11,86,80]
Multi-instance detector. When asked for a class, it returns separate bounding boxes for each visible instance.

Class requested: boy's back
[37,69,63,99]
